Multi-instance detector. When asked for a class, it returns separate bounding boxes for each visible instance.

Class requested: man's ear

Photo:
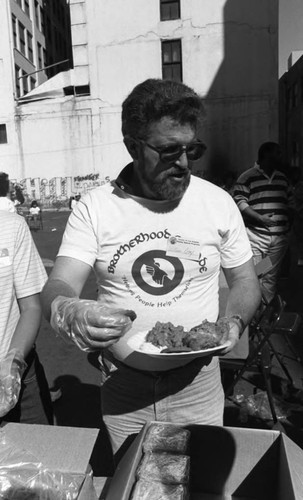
[124,136,139,160]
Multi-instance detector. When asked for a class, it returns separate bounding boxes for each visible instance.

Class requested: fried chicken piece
[183,318,230,350]
[145,319,230,352]
[146,321,185,348]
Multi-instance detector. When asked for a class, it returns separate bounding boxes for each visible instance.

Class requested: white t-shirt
[0,197,16,213]
[29,206,40,215]
[58,174,252,370]
[0,211,47,359]
[71,199,77,210]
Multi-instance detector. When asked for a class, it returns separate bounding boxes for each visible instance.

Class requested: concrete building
[0,0,72,187]
[0,0,279,205]
[279,52,303,171]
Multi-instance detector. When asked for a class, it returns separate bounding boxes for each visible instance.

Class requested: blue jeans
[0,348,53,425]
[100,356,224,454]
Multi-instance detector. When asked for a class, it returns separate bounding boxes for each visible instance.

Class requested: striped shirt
[232,164,292,235]
[0,211,47,359]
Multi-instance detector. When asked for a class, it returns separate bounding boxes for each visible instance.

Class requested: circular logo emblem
[132,250,184,296]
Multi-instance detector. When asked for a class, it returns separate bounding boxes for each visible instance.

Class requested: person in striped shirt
[0,210,53,424]
[233,142,293,304]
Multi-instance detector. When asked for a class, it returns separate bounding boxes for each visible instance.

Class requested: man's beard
[148,171,191,200]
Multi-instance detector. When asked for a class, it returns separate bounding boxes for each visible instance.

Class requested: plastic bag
[0,429,85,499]
[233,391,291,422]
[0,350,27,418]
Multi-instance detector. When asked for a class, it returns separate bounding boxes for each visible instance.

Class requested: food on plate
[143,423,190,454]
[146,318,230,352]
[146,322,185,349]
[131,480,189,500]
[136,452,190,485]
[183,318,230,350]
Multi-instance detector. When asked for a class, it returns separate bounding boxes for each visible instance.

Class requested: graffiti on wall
[12,173,111,208]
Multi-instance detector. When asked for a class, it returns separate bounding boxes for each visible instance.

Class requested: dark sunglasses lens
[160,146,182,162]
[186,143,206,160]
[160,143,207,162]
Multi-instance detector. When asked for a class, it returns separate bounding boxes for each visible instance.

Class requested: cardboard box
[0,422,99,499]
[105,421,303,500]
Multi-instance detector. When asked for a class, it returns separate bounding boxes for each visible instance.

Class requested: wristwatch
[229,314,245,337]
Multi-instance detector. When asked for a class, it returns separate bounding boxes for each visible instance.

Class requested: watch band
[229,314,245,337]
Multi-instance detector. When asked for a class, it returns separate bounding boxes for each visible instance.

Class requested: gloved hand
[51,296,136,352]
[0,349,27,418]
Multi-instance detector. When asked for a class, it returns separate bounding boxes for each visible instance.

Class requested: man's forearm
[225,278,262,327]
[41,278,78,321]
[241,206,264,226]
[9,295,42,359]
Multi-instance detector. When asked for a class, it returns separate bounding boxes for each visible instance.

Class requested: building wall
[279,55,303,170]
[0,0,19,174]
[0,0,73,180]
[1,0,279,204]
[10,0,48,95]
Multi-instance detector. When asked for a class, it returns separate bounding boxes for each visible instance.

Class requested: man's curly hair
[122,78,205,140]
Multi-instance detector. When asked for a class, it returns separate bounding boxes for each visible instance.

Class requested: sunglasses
[137,139,207,163]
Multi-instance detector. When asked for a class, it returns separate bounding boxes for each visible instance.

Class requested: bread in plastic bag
[142,424,190,454]
[136,452,190,485]
[131,479,189,500]
[0,430,86,499]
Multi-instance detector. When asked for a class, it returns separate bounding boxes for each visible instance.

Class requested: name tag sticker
[0,248,11,267]
[166,236,201,261]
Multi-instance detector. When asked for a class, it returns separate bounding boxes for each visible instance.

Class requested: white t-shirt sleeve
[14,218,47,299]
[220,194,252,268]
[58,196,98,267]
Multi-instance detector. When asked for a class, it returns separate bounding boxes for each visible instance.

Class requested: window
[46,16,52,43]
[162,39,182,82]
[27,32,33,62]
[30,77,36,90]
[15,65,21,97]
[40,7,45,34]
[37,42,43,68]
[34,1,40,29]
[24,0,30,17]
[160,0,180,21]
[291,82,298,108]
[19,23,26,55]
[22,70,28,95]
[12,15,17,49]
[0,125,7,144]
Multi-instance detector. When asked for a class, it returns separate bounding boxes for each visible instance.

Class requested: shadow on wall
[200,0,278,186]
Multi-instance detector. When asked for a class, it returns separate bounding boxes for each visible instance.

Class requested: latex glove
[50,296,136,352]
[0,349,27,418]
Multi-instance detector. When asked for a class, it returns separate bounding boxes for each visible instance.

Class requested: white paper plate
[127,331,231,360]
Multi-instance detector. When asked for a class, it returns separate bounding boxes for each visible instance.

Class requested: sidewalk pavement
[30,211,303,475]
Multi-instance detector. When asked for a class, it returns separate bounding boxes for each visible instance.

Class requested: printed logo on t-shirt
[106,229,209,307]
[131,250,184,296]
